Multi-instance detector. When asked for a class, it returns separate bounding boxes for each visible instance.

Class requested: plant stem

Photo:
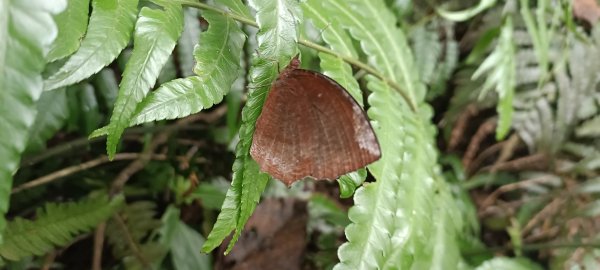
[177,0,418,112]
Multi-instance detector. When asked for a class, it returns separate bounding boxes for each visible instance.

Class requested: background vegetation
[0,0,599,269]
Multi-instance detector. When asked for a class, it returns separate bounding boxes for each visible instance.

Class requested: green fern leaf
[106,201,166,268]
[0,195,124,261]
[105,1,183,159]
[25,89,69,153]
[46,0,90,62]
[0,0,65,245]
[217,0,253,19]
[576,115,600,137]
[129,9,244,125]
[303,0,361,103]
[202,0,301,253]
[44,0,138,91]
[436,0,496,22]
[314,0,462,269]
[473,17,516,140]
[411,24,442,84]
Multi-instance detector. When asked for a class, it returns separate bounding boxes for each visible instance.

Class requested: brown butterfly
[250,56,381,186]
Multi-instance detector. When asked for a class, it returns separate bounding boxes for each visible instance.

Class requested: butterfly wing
[250,69,381,185]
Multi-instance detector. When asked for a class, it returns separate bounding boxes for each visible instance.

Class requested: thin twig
[178,0,418,112]
[41,251,57,270]
[463,118,497,173]
[92,223,106,270]
[21,108,226,168]
[481,176,560,208]
[12,153,167,194]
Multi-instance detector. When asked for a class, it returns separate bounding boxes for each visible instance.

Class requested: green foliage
[129,9,245,125]
[302,0,462,269]
[105,1,183,159]
[472,17,516,140]
[46,0,90,62]
[92,69,119,112]
[5,0,598,268]
[25,89,69,153]
[159,206,212,270]
[437,0,497,22]
[410,20,459,100]
[0,0,65,245]
[0,195,124,261]
[106,201,165,269]
[44,0,139,91]
[202,0,301,253]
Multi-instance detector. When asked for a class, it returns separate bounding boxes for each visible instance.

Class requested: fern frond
[411,24,442,84]
[303,0,361,103]
[310,0,462,269]
[130,9,245,126]
[46,0,90,62]
[576,115,600,138]
[0,0,66,245]
[44,0,138,91]
[202,0,301,253]
[25,89,69,153]
[473,17,516,140]
[429,21,459,99]
[105,1,183,159]
[0,195,124,261]
[216,0,253,19]
[106,201,165,268]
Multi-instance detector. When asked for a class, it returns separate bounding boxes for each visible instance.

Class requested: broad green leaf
[317,0,462,269]
[436,0,496,22]
[160,207,211,270]
[472,18,515,140]
[44,0,138,91]
[202,0,301,253]
[47,0,90,62]
[105,1,183,159]
[130,9,244,125]
[0,0,65,244]
[177,8,201,77]
[25,88,69,153]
